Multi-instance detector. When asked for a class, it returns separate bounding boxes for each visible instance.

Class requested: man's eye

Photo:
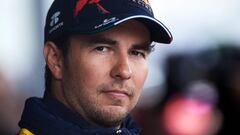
[95,46,109,52]
[130,50,146,58]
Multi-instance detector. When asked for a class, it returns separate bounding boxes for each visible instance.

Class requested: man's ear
[44,42,64,80]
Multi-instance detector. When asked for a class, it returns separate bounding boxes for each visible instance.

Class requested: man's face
[61,20,151,127]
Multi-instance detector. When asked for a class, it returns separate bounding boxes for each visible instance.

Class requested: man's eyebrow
[131,42,155,53]
[87,35,117,45]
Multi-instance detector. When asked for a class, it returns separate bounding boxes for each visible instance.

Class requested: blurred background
[0,0,240,134]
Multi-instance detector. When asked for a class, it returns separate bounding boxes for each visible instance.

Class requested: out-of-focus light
[162,96,216,135]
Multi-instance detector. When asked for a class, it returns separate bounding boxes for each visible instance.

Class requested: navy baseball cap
[44,0,173,44]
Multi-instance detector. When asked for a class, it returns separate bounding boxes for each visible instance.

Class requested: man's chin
[104,105,129,118]
[91,106,129,127]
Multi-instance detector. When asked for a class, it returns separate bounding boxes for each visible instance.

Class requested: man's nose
[110,56,132,80]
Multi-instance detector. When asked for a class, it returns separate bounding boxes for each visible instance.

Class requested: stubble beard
[63,82,137,128]
[83,99,128,127]
[81,83,136,128]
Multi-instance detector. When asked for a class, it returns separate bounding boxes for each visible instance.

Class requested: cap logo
[74,0,110,16]
[144,0,149,4]
[50,11,61,27]
[95,17,119,29]
[49,11,64,34]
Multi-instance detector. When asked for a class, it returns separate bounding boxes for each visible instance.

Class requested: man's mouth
[101,90,131,98]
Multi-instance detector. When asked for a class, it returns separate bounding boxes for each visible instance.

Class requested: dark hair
[44,36,70,97]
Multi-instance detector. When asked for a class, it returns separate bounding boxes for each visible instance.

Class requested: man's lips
[102,90,130,98]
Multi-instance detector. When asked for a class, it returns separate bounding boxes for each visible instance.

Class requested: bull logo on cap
[74,0,110,16]
[144,0,150,5]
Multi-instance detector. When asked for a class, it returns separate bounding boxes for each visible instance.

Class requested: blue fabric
[18,97,141,135]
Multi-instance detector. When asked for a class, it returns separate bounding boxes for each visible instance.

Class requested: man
[18,0,172,134]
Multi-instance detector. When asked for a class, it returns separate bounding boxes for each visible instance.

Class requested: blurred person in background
[160,49,223,135]
[209,45,240,135]
[134,45,240,135]
[160,81,222,135]
[134,47,223,135]
[17,0,172,135]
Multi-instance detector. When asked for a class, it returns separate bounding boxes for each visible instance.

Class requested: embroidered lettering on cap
[50,11,61,27]
[94,17,119,29]
[49,11,64,34]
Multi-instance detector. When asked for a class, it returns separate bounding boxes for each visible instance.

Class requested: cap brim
[69,15,173,44]
[114,15,173,44]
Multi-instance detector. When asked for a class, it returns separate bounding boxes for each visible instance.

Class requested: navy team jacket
[18,97,141,135]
